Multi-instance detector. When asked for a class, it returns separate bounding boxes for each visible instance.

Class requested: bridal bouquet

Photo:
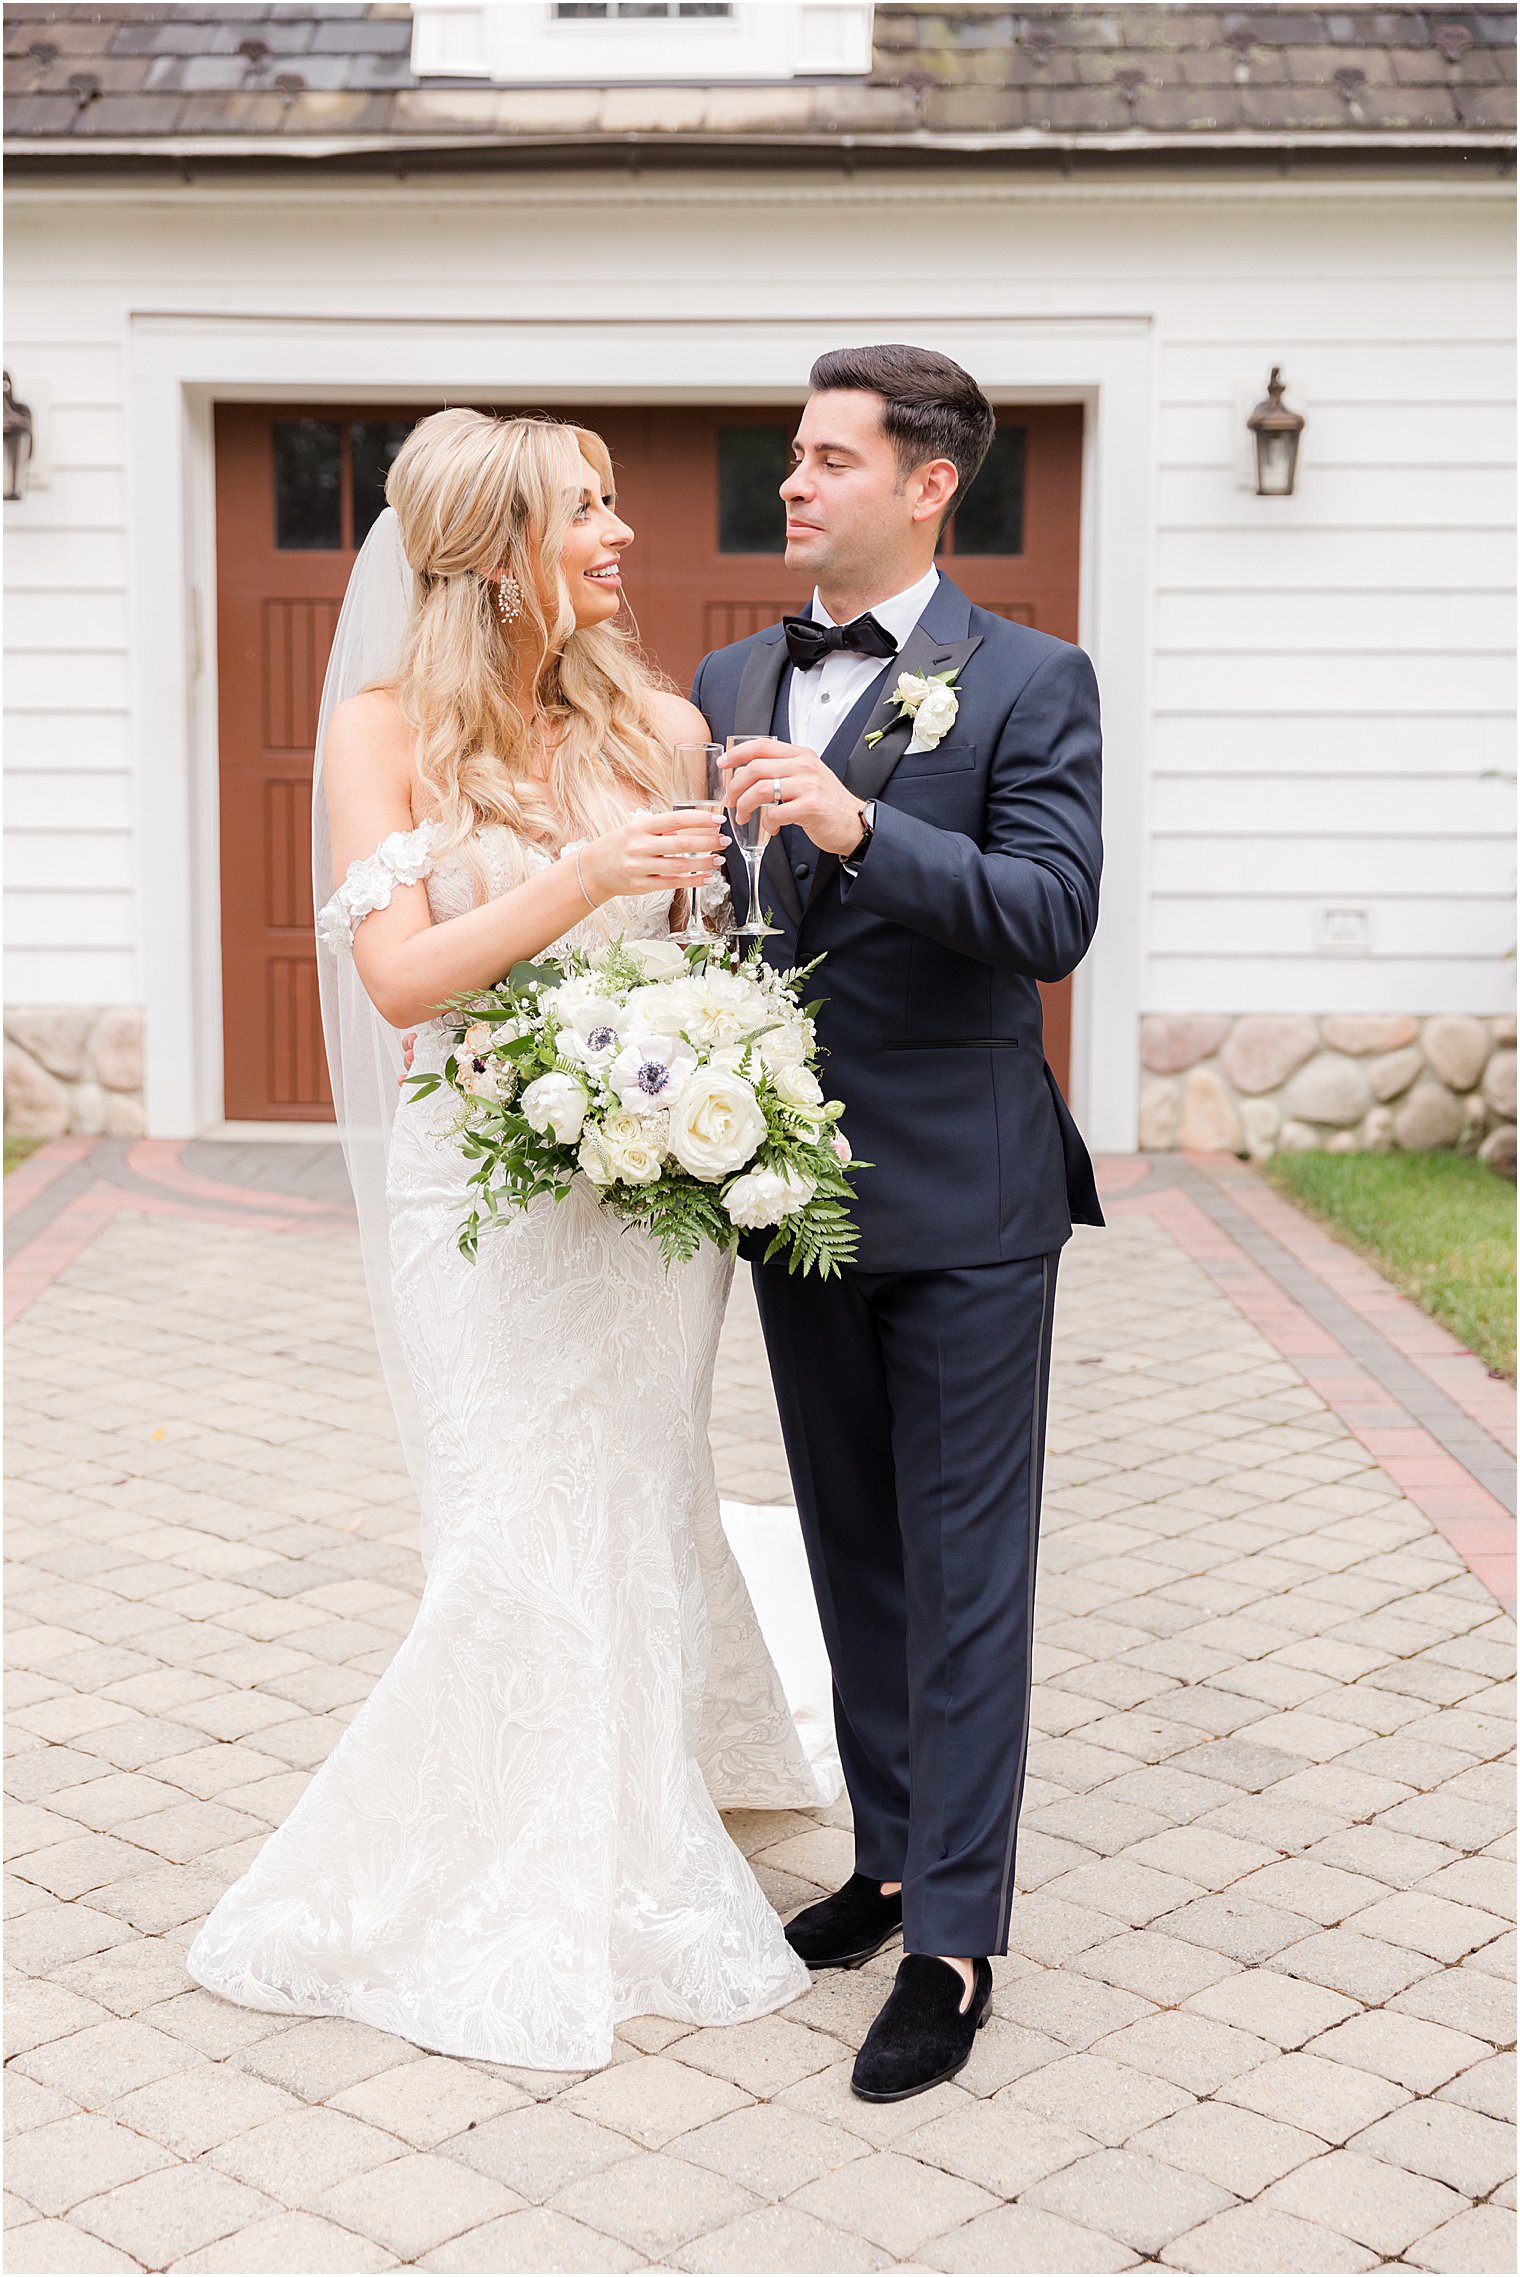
[406,936,866,1277]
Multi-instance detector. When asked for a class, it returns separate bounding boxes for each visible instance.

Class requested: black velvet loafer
[851,1954,993,2101]
[784,1872,904,1969]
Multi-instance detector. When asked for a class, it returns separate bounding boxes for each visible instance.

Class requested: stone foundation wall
[1141,1014,1517,1173]
[4,1008,145,1139]
[7,1002,1515,1167]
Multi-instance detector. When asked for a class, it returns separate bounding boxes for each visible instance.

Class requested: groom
[693,344,1104,2101]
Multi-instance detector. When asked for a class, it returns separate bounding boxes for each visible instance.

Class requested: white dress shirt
[786,565,941,757]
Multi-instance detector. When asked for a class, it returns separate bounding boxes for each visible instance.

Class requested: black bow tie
[782,612,898,673]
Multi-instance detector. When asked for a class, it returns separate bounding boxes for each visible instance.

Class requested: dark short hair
[807,342,996,511]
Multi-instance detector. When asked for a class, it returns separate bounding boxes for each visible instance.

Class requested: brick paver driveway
[5,1141,1515,2274]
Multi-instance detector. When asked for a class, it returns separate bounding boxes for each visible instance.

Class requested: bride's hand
[581,808,726,902]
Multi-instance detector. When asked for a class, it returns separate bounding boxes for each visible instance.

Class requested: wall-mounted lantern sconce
[4,372,34,502]
[1246,366,1305,497]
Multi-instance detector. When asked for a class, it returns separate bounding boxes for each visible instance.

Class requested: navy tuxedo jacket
[691,575,1104,1271]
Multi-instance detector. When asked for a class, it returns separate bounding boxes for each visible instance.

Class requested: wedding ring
[772,779,784,806]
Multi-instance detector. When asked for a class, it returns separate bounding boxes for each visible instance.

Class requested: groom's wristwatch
[841,800,876,875]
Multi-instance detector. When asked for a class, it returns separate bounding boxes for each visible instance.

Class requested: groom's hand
[722,739,869,860]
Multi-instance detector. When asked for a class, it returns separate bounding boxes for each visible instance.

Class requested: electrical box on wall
[1315,905,1374,955]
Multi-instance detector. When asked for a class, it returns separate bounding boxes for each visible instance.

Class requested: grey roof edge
[6,126,1515,161]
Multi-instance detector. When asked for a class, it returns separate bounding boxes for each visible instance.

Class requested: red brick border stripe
[3,1136,95,1225]
[1100,1158,1516,1614]
[1198,1156,1516,1456]
[5,1140,354,1330]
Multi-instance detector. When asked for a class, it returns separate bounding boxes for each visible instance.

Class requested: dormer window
[553,5,735,17]
[411,2,873,83]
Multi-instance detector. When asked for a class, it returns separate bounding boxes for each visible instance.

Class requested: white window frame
[410,1,874,83]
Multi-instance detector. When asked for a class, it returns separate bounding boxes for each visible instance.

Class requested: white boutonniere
[864,667,960,750]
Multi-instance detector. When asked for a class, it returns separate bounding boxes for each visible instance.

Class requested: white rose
[624,937,689,982]
[521,1071,590,1144]
[593,1108,666,1187]
[770,1063,823,1109]
[910,683,959,749]
[724,1164,816,1229]
[577,1127,613,1186]
[895,670,933,707]
[609,1033,698,1117]
[668,1070,767,1182]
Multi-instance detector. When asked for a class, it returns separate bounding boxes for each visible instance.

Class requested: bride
[186,408,825,2070]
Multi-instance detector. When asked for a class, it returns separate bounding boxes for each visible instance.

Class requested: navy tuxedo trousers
[753,1248,1057,1959]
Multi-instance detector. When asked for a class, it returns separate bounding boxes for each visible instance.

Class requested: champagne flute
[670,741,727,947]
[725,734,780,941]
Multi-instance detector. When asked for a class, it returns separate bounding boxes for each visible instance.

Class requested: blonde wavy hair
[382,407,672,898]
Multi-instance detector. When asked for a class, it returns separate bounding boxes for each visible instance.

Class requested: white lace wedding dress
[186,823,819,2069]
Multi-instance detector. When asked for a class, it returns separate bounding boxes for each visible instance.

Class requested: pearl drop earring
[496,573,523,624]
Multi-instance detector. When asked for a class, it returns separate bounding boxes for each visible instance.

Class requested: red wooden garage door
[215,401,1083,1120]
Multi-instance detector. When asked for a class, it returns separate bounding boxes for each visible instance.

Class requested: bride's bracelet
[573,849,596,914]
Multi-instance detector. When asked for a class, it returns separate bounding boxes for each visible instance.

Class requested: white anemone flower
[556,997,625,1074]
[608,1033,699,1118]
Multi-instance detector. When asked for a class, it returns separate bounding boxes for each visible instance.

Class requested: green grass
[1265,1150,1516,1383]
[4,1137,42,1176]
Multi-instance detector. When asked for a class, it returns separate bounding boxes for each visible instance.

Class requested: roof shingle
[4,2,1513,157]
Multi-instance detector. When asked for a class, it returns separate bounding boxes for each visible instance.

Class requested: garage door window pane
[951,426,1026,555]
[273,420,342,550]
[353,420,414,546]
[718,424,790,554]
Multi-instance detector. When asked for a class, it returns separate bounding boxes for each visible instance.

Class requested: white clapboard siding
[1154,650,1516,716]
[5,889,135,949]
[3,295,138,1011]
[6,773,133,831]
[43,404,126,468]
[4,651,131,713]
[1151,898,1512,960]
[5,467,128,533]
[1149,955,1509,1017]
[1149,195,1514,1019]
[1155,591,1516,655]
[1151,773,1515,838]
[1150,835,1513,898]
[4,592,131,648]
[1163,340,1515,402]
[5,529,129,590]
[1157,527,1515,591]
[1155,713,1515,777]
[3,712,133,772]
[1159,466,1513,531]
[5,832,135,893]
[5,947,136,1005]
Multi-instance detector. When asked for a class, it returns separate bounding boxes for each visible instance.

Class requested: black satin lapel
[842,630,984,802]
[734,635,789,737]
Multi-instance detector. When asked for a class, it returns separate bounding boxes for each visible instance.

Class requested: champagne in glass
[725,734,780,941]
[670,742,727,947]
